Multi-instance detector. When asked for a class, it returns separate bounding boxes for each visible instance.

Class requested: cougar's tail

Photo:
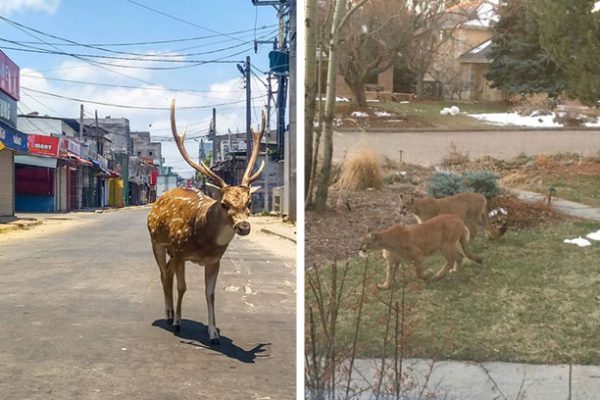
[457,226,483,264]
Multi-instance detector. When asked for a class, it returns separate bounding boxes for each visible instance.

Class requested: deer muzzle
[234,221,251,236]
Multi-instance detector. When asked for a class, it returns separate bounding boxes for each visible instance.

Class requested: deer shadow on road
[152,319,270,364]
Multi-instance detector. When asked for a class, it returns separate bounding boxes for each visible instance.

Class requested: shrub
[463,170,502,199]
[427,170,503,199]
[336,149,383,191]
[427,172,464,198]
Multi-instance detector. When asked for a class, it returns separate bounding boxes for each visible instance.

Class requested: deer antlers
[241,111,266,187]
[171,99,228,188]
[170,99,266,189]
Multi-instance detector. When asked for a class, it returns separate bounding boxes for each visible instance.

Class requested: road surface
[0,208,296,400]
[333,129,600,164]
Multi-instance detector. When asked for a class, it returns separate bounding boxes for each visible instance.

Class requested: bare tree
[313,0,369,211]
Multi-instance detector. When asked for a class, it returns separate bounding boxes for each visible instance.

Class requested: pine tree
[486,0,565,98]
[535,0,600,104]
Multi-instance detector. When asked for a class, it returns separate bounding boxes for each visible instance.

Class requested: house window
[149,151,153,156]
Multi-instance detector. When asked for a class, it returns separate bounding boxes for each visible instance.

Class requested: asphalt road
[333,129,600,164]
[0,209,296,400]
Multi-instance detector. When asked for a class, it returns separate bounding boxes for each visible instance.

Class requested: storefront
[0,122,28,217]
[14,134,60,213]
[0,51,22,217]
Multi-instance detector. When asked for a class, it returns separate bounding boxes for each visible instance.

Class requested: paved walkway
[335,358,600,400]
[512,189,600,222]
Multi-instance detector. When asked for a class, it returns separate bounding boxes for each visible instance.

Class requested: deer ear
[249,186,261,194]
[206,183,223,201]
[400,194,404,200]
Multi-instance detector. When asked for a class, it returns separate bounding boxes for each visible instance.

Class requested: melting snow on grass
[586,229,600,241]
[564,237,592,247]
[564,229,600,247]
[374,111,393,117]
[440,106,461,116]
[351,111,369,118]
[469,112,562,127]
[468,112,600,128]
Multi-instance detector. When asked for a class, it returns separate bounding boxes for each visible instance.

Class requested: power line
[121,0,248,43]
[21,86,267,110]
[0,27,278,60]
[20,74,245,99]
[5,25,276,48]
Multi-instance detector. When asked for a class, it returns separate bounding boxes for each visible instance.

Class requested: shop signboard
[66,138,80,155]
[27,134,60,157]
[0,91,17,127]
[0,51,19,101]
[0,122,28,153]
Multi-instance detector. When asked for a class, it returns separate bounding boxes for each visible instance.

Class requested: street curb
[0,219,43,234]
[260,227,296,243]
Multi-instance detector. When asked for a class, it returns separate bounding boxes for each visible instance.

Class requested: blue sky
[0,0,280,177]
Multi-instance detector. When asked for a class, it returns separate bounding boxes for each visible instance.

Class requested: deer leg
[205,261,221,345]
[378,250,397,290]
[152,244,174,323]
[173,261,186,332]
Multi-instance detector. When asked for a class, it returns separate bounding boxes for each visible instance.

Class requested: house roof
[458,39,493,63]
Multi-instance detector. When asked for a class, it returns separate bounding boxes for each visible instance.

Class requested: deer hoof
[209,337,220,346]
[173,324,181,333]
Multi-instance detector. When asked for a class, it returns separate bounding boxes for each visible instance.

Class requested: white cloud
[0,0,61,14]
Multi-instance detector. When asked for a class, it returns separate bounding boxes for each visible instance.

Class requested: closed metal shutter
[0,149,15,217]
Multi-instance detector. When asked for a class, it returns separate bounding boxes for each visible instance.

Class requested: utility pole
[79,104,84,138]
[286,0,296,221]
[238,56,252,161]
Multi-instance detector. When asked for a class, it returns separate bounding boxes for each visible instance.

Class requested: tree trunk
[305,0,318,205]
[347,78,367,107]
[314,0,347,211]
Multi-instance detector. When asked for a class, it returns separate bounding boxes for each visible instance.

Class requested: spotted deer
[147,99,265,344]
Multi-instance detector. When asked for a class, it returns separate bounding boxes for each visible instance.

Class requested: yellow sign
[0,141,5,151]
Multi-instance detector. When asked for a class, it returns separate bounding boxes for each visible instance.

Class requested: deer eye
[221,202,230,211]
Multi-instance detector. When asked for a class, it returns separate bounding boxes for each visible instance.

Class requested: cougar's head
[358,231,382,258]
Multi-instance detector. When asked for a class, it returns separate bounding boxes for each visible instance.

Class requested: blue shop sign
[0,121,28,153]
[0,91,17,127]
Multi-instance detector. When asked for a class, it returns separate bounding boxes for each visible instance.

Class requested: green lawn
[307,220,600,365]
[376,100,510,129]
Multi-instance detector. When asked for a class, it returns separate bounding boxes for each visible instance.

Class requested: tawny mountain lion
[359,214,482,288]
[399,192,506,240]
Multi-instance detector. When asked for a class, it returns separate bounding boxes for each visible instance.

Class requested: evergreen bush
[427,172,464,198]
[463,170,502,199]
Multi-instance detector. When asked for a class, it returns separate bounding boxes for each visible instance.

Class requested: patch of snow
[351,111,369,118]
[468,40,492,55]
[399,101,411,104]
[367,99,381,103]
[564,237,592,247]
[374,111,393,117]
[440,106,460,116]
[584,118,600,128]
[388,119,403,122]
[586,230,600,241]
[468,112,563,127]
[316,96,350,102]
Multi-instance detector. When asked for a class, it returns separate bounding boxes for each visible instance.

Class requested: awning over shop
[0,120,28,154]
[15,155,58,169]
[67,152,93,166]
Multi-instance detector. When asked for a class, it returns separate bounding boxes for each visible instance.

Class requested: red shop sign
[28,134,60,157]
